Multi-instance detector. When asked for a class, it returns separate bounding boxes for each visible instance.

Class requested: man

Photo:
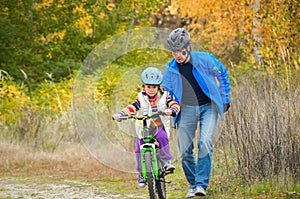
[162,28,230,198]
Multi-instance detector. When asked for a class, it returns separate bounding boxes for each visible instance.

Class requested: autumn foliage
[0,0,299,195]
[171,0,299,70]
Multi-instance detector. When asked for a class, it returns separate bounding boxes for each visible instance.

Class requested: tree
[170,0,299,71]
[0,0,169,87]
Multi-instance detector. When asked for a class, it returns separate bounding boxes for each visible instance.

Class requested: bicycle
[114,111,173,199]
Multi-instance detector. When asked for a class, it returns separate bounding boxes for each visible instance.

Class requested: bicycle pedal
[165,170,174,175]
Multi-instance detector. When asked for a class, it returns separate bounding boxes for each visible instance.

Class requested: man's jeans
[177,103,218,189]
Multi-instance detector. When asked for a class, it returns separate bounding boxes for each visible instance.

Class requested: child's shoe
[164,160,175,172]
[137,173,146,188]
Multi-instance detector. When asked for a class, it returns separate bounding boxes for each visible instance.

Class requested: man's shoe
[164,160,175,172]
[195,186,206,196]
[137,173,146,188]
[185,188,196,198]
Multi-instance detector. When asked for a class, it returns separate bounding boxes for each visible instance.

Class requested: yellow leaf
[106,3,115,11]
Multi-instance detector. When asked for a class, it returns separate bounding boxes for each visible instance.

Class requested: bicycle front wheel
[144,151,157,199]
[156,169,166,199]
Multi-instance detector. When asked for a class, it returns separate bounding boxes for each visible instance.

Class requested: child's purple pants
[135,125,172,173]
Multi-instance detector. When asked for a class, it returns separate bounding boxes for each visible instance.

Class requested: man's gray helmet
[141,67,163,85]
[166,28,191,51]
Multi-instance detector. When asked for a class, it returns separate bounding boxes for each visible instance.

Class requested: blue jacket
[162,51,230,126]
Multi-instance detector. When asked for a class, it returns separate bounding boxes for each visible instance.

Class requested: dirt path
[0,143,148,199]
[0,176,146,199]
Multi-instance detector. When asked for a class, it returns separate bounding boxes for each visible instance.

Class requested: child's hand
[112,113,122,122]
[164,109,173,116]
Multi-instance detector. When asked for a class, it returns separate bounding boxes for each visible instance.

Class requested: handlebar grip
[113,115,129,120]
[158,111,166,116]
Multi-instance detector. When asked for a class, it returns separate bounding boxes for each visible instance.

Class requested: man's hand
[224,104,230,113]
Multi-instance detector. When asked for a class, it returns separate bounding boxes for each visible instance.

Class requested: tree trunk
[252,0,263,66]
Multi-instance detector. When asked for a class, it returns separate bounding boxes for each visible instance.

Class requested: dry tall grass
[0,141,132,179]
[222,74,300,183]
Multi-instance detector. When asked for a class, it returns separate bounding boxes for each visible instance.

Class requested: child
[113,67,180,188]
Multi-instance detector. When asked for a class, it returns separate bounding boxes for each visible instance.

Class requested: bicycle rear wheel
[144,151,157,199]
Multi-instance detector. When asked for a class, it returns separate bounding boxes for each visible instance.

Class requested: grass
[0,141,299,199]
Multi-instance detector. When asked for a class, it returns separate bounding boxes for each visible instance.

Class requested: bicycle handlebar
[112,111,166,121]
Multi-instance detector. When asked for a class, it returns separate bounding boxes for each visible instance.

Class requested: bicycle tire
[156,169,166,199]
[145,151,157,199]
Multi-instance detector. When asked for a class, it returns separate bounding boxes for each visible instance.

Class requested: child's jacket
[124,88,180,138]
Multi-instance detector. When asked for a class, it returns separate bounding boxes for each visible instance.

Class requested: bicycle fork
[140,143,159,181]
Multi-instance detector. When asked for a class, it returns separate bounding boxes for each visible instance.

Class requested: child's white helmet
[141,67,163,85]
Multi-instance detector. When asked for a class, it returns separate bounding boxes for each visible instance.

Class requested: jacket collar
[169,51,197,71]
